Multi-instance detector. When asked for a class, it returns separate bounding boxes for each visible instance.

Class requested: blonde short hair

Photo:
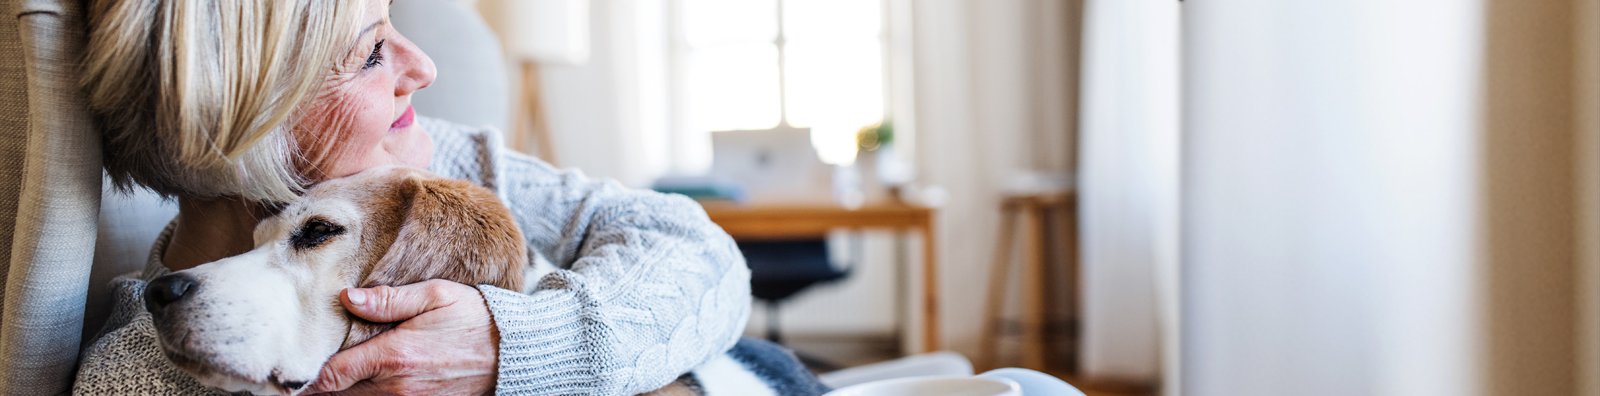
[83,0,365,202]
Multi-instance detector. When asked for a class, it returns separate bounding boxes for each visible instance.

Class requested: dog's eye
[291,218,345,250]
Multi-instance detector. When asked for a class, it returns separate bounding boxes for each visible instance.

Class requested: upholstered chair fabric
[0,0,104,394]
[0,1,510,393]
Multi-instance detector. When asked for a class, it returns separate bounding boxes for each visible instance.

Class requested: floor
[786,335,1156,396]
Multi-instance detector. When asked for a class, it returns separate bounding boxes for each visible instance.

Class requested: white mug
[822,376,1022,396]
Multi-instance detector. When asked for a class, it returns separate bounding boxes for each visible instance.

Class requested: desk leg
[921,224,940,353]
[894,230,909,354]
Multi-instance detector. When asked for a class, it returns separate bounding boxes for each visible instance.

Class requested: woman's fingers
[305,338,389,394]
[322,381,385,396]
[309,280,499,395]
[341,279,466,323]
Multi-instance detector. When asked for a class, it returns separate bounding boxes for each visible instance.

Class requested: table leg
[894,229,909,354]
[921,223,940,353]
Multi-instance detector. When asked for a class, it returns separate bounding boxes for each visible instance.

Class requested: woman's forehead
[356,0,390,38]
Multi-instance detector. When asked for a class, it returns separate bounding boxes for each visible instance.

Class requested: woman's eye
[291,218,346,250]
[362,39,386,70]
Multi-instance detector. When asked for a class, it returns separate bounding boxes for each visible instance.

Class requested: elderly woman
[70,0,753,394]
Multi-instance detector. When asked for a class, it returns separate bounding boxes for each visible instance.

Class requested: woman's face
[296,0,436,181]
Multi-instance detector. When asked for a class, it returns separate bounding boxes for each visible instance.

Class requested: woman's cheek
[299,66,435,180]
[293,101,381,178]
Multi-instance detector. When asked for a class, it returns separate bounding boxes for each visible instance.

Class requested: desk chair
[740,238,855,371]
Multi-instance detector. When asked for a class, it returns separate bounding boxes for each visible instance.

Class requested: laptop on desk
[708,127,835,204]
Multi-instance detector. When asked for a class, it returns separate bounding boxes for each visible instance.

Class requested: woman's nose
[392,35,437,97]
[145,273,199,314]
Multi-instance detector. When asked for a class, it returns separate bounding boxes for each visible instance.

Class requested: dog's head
[142,167,527,395]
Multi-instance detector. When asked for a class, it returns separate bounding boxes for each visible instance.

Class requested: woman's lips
[390,105,415,131]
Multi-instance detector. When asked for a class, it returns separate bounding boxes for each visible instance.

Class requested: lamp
[476,0,592,164]
[502,0,590,65]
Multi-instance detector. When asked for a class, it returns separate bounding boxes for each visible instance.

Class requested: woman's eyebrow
[359,20,385,38]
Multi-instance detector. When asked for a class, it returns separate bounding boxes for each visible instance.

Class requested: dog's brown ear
[343,173,528,349]
[365,175,527,291]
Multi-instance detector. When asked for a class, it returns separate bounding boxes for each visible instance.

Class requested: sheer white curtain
[1076,0,1178,385]
[905,0,1080,355]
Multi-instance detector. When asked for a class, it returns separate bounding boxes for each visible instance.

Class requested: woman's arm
[478,152,753,394]
[312,122,752,395]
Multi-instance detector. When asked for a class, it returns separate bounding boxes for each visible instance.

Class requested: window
[671,0,887,165]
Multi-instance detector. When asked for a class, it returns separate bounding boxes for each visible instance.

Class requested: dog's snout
[145,273,198,313]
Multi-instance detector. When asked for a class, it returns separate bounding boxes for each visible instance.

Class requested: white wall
[1184,0,1591,395]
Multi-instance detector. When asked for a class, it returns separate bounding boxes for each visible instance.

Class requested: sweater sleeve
[477,150,752,395]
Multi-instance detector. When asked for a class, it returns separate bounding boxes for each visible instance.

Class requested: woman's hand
[307,280,499,395]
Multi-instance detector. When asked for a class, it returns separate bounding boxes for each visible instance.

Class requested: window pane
[783,0,881,42]
[784,40,884,130]
[685,44,782,131]
[782,0,884,130]
[683,0,777,48]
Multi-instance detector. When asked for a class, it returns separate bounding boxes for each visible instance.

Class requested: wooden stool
[976,191,1078,372]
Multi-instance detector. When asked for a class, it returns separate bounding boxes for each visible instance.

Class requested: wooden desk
[702,202,940,353]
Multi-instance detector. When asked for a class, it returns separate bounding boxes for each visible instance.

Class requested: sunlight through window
[677,0,885,136]
[782,0,883,130]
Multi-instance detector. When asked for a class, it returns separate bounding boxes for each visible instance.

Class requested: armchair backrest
[0,1,509,393]
[0,0,104,394]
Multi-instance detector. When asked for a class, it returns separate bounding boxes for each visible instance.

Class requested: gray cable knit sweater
[72,117,753,395]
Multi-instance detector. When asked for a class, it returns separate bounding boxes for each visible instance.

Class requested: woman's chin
[386,125,434,170]
[324,136,434,180]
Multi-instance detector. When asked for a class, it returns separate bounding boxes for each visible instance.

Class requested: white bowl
[823,376,1022,396]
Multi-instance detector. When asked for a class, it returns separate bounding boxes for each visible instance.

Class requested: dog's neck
[163,197,272,271]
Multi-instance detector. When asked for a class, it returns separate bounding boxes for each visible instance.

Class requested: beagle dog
[143,167,786,396]
[143,167,537,394]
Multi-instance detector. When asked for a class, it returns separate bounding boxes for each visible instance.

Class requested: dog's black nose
[145,273,198,313]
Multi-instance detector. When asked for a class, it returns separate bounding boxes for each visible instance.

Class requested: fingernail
[346,289,367,306]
